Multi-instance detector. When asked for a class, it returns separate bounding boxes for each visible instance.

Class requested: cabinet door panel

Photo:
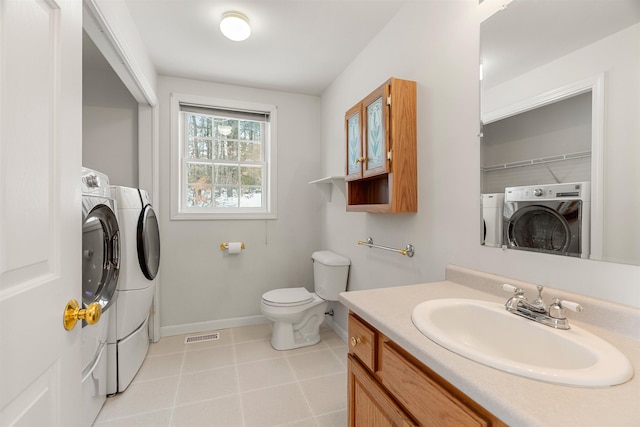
[363,83,390,178]
[348,355,417,427]
[345,104,363,181]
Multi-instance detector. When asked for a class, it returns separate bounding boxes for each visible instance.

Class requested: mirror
[480,0,640,266]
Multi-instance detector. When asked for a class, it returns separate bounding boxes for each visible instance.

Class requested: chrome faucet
[502,284,583,330]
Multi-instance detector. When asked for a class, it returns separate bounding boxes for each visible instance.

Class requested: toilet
[261,251,350,350]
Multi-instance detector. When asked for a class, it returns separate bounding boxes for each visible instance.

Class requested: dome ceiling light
[220,11,251,42]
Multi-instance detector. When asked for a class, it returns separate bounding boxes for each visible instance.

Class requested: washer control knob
[534,188,544,197]
[84,174,99,188]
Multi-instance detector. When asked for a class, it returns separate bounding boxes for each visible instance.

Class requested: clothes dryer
[81,167,120,426]
[107,186,160,394]
[504,182,590,258]
[482,193,504,247]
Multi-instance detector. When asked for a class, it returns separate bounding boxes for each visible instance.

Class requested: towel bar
[357,237,415,257]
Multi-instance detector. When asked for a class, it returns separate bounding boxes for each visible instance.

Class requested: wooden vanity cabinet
[348,313,506,427]
[345,78,417,213]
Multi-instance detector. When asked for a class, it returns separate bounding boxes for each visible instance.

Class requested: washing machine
[504,182,590,258]
[482,193,504,247]
[81,167,120,426]
[107,186,160,394]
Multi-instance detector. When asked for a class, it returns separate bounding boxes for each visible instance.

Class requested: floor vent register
[184,332,220,344]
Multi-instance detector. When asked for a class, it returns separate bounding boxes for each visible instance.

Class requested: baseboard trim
[160,315,269,338]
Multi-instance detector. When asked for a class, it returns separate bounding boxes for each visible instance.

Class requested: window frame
[170,93,278,220]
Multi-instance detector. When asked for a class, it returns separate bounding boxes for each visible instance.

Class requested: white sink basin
[411,298,633,387]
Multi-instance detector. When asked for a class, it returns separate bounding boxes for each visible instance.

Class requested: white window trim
[170,92,278,220]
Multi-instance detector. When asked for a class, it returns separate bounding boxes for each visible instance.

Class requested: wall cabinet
[348,313,507,427]
[345,78,417,213]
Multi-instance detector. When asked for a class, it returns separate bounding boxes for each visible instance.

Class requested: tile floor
[94,323,348,427]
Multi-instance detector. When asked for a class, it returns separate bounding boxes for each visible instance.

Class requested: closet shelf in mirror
[309,176,345,202]
[482,151,591,172]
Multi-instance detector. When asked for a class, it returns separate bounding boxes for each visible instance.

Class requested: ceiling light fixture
[220,11,251,42]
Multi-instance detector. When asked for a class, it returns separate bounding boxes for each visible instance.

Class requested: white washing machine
[504,182,590,258]
[107,186,160,394]
[81,168,120,426]
[482,193,504,247]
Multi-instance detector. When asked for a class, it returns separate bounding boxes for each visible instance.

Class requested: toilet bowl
[261,288,328,350]
[260,251,350,350]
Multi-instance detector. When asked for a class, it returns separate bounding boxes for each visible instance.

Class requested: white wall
[319,1,640,334]
[83,34,139,188]
[157,76,323,334]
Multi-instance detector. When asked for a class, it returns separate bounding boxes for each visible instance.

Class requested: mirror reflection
[480,0,640,266]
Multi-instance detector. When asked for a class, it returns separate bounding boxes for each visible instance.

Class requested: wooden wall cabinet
[348,313,507,427]
[345,78,417,213]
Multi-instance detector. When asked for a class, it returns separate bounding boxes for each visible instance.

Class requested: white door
[0,0,84,426]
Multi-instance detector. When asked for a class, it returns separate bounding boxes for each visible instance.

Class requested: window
[171,93,277,220]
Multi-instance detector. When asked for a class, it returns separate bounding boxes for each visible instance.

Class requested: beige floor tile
[175,366,238,405]
[320,330,345,348]
[242,383,313,427]
[171,395,244,427]
[287,349,346,380]
[97,377,179,421]
[133,352,184,382]
[147,335,187,356]
[235,339,283,364]
[237,357,296,391]
[93,409,172,427]
[300,373,347,416]
[232,323,273,343]
[97,325,349,427]
[182,344,235,373]
[315,409,347,427]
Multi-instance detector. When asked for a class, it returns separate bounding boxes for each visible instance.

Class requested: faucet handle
[549,298,584,319]
[560,300,584,313]
[502,283,517,293]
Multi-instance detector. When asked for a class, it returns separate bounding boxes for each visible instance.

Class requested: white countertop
[339,266,640,426]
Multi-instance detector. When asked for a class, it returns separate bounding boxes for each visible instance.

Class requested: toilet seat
[262,287,314,307]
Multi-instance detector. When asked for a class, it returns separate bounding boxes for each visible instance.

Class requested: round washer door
[506,205,571,253]
[82,204,120,311]
[137,204,160,280]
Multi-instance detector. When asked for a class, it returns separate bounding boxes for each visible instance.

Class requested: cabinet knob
[350,336,362,347]
[355,157,367,164]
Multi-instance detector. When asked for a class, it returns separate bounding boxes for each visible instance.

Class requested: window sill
[170,211,277,221]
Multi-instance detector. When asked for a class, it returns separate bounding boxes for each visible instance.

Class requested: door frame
[83,0,161,341]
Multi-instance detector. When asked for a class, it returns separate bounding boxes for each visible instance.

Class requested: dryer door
[506,205,572,254]
[137,204,160,280]
[82,204,120,313]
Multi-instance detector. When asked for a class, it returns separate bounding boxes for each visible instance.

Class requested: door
[0,0,83,425]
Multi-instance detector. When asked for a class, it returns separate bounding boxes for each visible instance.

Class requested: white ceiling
[481,0,640,89]
[121,0,407,96]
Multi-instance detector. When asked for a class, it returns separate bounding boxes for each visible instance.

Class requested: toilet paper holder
[220,242,246,251]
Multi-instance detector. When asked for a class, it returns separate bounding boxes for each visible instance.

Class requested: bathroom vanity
[340,265,640,426]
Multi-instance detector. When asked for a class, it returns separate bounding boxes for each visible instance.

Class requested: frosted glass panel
[367,97,384,169]
[347,112,361,175]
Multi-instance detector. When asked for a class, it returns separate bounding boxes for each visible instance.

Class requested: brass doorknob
[350,336,362,347]
[63,299,101,330]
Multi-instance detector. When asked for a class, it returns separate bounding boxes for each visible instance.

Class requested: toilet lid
[262,287,313,306]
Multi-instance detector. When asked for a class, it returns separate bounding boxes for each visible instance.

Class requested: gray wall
[156,76,323,335]
[82,33,139,188]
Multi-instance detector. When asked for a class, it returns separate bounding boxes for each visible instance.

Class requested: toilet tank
[311,251,350,301]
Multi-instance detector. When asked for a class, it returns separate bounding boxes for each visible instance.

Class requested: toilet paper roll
[227,242,243,254]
